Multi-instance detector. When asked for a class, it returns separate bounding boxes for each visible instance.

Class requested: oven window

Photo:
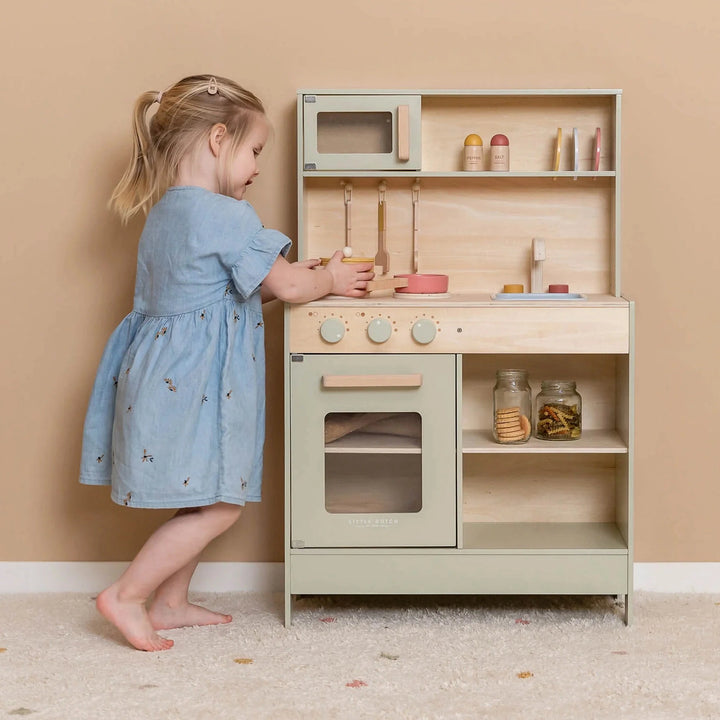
[316,112,393,155]
[324,412,422,514]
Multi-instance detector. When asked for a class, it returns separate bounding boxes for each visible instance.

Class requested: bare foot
[96,587,174,651]
[147,601,233,630]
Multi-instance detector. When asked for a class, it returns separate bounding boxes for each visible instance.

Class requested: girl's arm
[261,258,322,303]
[262,251,374,304]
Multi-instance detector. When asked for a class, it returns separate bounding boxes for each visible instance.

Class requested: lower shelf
[461,522,628,552]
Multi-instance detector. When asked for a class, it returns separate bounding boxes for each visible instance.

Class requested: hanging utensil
[375,181,389,274]
[411,180,420,274]
[393,181,449,295]
[342,182,353,254]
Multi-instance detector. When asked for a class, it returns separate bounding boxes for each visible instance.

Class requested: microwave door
[303,94,421,171]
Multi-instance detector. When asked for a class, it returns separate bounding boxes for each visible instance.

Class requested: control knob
[411,318,437,344]
[367,317,392,343]
[319,317,345,344]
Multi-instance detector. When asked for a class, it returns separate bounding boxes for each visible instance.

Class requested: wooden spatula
[375,182,389,274]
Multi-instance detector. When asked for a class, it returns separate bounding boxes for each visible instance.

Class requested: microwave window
[316,112,393,155]
[324,412,422,514]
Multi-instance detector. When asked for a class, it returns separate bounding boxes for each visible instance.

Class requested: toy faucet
[530,238,546,294]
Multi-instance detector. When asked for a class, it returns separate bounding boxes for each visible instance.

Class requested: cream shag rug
[1,592,719,719]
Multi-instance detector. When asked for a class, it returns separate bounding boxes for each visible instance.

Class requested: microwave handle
[397,105,410,162]
[322,373,422,388]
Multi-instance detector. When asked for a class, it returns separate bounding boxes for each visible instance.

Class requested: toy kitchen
[283,89,634,626]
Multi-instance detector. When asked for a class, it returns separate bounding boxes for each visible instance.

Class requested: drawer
[447,307,630,354]
[290,551,629,595]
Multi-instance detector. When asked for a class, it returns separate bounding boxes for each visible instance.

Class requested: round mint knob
[367,317,392,343]
[411,319,436,345]
[319,318,345,344]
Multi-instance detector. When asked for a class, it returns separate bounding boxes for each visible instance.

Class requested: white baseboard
[633,563,720,593]
[0,562,719,594]
[0,562,284,594]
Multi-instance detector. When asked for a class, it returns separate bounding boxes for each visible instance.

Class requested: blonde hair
[110,74,265,223]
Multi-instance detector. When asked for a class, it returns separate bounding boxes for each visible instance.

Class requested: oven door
[289,354,456,548]
[302,94,422,171]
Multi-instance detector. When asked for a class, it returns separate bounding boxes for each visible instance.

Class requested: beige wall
[1,0,719,565]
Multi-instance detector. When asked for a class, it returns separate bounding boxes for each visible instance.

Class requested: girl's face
[222,115,269,201]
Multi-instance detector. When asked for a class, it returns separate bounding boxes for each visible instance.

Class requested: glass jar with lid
[535,380,582,441]
[492,369,532,444]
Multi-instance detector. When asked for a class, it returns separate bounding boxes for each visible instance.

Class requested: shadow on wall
[60,142,177,560]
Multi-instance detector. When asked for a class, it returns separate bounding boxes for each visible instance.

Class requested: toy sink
[491,292,586,301]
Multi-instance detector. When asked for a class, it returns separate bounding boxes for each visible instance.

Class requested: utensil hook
[341,182,352,249]
[411,181,420,273]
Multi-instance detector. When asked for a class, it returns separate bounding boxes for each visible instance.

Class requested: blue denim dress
[79,186,291,508]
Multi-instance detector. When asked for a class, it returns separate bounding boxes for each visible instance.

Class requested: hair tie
[207,77,218,95]
[155,91,163,104]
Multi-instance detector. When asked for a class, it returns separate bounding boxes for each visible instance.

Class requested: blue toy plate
[492,293,586,301]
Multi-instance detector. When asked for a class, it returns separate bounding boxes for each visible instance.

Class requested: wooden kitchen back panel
[302,177,613,295]
[462,454,617,523]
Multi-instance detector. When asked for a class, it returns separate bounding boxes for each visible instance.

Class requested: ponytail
[109,75,265,224]
[109,91,161,223]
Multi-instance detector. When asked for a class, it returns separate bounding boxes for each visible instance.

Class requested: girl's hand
[324,250,374,297]
[294,258,322,270]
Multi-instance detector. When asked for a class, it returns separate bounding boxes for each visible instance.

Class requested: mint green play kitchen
[284,89,634,626]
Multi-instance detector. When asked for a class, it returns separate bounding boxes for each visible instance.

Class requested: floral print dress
[79,186,291,508]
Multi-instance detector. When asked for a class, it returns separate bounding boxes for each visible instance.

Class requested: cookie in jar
[492,369,532,444]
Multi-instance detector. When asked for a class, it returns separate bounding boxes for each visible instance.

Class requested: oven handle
[322,373,422,388]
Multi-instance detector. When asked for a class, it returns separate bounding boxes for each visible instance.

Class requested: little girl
[79,74,373,651]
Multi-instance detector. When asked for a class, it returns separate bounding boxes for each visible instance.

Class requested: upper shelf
[302,170,617,178]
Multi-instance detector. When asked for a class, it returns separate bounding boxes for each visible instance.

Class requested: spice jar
[535,380,582,440]
[492,369,532,444]
[490,134,510,171]
[463,134,484,171]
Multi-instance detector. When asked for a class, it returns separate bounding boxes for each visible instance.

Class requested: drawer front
[450,307,630,354]
[289,354,456,548]
[290,552,629,595]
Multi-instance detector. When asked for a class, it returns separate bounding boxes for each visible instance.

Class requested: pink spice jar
[490,134,510,171]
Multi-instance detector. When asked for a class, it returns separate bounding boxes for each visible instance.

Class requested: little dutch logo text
[348,518,400,527]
